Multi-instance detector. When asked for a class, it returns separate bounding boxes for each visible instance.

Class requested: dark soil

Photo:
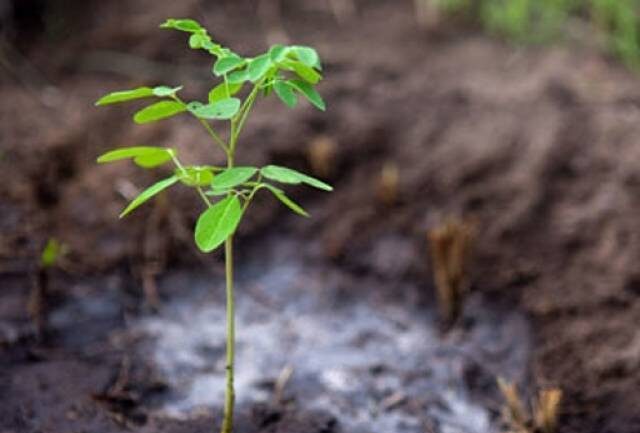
[2,0,640,432]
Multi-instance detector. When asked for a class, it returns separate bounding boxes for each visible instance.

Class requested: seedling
[95,18,331,433]
[28,238,68,338]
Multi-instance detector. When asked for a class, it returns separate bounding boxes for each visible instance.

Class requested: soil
[2,0,640,432]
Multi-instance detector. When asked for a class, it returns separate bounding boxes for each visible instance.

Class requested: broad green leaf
[269,44,288,62]
[160,18,204,33]
[135,151,174,168]
[289,80,326,111]
[248,54,272,82]
[286,60,322,84]
[194,195,243,253]
[213,55,245,76]
[134,101,186,124]
[211,167,258,190]
[187,101,204,111]
[153,85,183,97]
[292,46,321,69]
[120,176,179,217]
[261,165,333,191]
[95,87,153,106]
[264,184,309,217]
[273,81,297,108]
[209,82,243,103]
[177,166,215,186]
[228,69,249,84]
[189,98,241,120]
[97,146,174,168]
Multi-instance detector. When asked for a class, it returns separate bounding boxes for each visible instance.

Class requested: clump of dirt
[2,1,640,432]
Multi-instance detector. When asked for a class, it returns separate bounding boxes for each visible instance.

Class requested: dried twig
[307,135,337,179]
[498,377,563,433]
[376,162,399,207]
[274,365,294,404]
[428,218,475,327]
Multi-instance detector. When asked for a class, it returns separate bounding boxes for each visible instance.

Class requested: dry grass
[498,377,563,433]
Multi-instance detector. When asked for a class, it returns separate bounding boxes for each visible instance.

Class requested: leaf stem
[173,95,230,155]
[229,81,263,154]
[197,186,212,207]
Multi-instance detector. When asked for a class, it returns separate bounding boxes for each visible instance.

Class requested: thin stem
[241,176,264,213]
[220,148,235,433]
[220,80,261,433]
[172,152,212,207]
[229,81,263,154]
[220,235,235,433]
[197,186,212,207]
[173,95,230,154]
[199,118,230,155]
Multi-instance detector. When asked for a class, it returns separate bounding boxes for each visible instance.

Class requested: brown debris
[498,377,563,433]
[376,162,400,207]
[307,135,337,179]
[427,218,475,328]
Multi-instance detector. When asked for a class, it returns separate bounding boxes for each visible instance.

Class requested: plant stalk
[221,152,236,433]
[220,80,258,433]
[220,234,235,433]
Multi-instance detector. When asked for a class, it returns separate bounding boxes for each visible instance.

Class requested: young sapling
[95,18,332,433]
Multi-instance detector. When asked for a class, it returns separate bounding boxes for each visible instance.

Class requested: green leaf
[248,54,272,82]
[261,165,333,191]
[134,101,186,124]
[160,18,204,33]
[228,69,249,84]
[177,166,215,186]
[211,167,258,190]
[97,146,174,168]
[209,82,243,103]
[120,176,179,218]
[134,151,174,168]
[273,81,297,108]
[189,33,206,48]
[153,85,183,97]
[213,55,245,76]
[95,87,154,106]
[269,44,288,62]
[286,60,322,84]
[189,98,241,120]
[194,196,243,253]
[264,184,309,217]
[40,238,66,268]
[292,46,321,69]
[289,80,326,111]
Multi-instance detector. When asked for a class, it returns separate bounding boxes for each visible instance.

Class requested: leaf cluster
[95,18,332,254]
[97,147,331,252]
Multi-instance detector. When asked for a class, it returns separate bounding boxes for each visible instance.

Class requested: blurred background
[2,1,640,432]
